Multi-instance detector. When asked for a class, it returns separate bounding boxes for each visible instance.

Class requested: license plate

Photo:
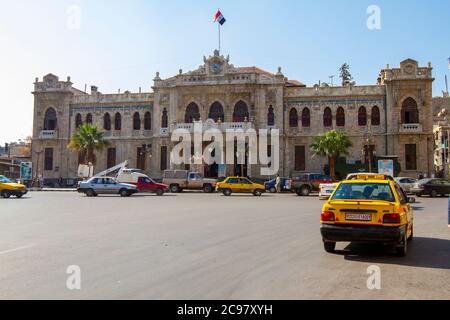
[345,213,372,222]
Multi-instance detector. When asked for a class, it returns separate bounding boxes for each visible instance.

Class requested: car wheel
[269,187,277,194]
[170,185,181,193]
[253,190,262,197]
[203,184,213,193]
[395,230,408,257]
[156,189,164,196]
[85,189,95,197]
[223,189,232,196]
[1,190,11,199]
[16,194,24,198]
[299,186,311,196]
[120,189,130,197]
[408,224,414,241]
[430,190,438,198]
[323,241,336,253]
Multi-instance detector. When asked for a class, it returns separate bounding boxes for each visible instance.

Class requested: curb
[28,188,77,192]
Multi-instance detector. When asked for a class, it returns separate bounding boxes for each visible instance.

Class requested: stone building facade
[31,51,434,184]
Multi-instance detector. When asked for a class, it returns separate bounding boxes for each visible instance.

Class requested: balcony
[399,123,422,134]
[170,121,255,133]
[39,130,57,139]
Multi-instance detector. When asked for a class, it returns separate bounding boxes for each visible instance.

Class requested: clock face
[211,63,222,74]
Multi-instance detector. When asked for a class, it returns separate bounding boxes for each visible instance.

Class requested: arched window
[233,100,249,122]
[86,113,93,125]
[371,106,381,126]
[114,112,122,131]
[336,107,345,127]
[323,107,332,127]
[358,106,367,126]
[301,108,311,127]
[161,108,168,128]
[289,108,298,127]
[185,103,200,123]
[401,97,419,124]
[144,112,152,130]
[268,106,275,126]
[103,113,111,131]
[133,112,141,130]
[209,102,224,122]
[43,108,57,130]
[75,113,83,128]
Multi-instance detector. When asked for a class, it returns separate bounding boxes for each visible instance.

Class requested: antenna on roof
[329,75,335,87]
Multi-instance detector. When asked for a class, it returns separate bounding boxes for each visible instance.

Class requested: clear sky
[1,0,449,144]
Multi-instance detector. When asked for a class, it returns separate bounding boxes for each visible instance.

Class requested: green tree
[339,63,353,86]
[310,130,353,180]
[67,124,110,165]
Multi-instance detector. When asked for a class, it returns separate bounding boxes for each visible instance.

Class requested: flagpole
[218,8,221,53]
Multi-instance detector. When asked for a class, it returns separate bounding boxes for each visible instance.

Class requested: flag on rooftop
[214,10,226,25]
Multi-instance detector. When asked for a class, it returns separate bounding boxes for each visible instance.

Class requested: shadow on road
[336,237,450,270]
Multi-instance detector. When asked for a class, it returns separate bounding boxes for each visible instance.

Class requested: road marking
[0,244,36,255]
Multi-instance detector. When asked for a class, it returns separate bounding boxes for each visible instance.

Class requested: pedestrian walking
[38,175,44,189]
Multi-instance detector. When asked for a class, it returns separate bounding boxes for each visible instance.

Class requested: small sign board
[20,162,33,180]
[378,160,394,178]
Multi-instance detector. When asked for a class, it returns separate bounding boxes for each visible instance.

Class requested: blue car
[264,178,292,193]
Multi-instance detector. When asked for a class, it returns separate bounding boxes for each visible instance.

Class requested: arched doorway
[401,97,419,124]
[209,102,224,122]
[44,108,57,130]
[185,103,200,123]
[233,100,249,122]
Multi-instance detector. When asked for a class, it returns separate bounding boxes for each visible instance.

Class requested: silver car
[394,177,418,194]
[77,177,138,197]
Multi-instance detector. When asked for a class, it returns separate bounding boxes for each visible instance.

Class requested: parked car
[320,174,414,256]
[216,177,266,196]
[77,177,138,197]
[117,169,168,196]
[163,170,217,193]
[264,177,292,193]
[292,173,333,196]
[411,178,450,197]
[0,175,28,198]
[318,183,339,200]
[394,177,418,194]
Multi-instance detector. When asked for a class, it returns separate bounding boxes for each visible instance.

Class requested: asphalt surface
[0,191,449,300]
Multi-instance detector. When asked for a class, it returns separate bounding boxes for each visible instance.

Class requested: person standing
[275,174,281,193]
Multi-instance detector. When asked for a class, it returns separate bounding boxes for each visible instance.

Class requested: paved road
[0,192,449,299]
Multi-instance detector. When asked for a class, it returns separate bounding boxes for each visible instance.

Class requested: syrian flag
[214,10,226,25]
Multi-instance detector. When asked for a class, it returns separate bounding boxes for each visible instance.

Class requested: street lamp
[362,125,375,173]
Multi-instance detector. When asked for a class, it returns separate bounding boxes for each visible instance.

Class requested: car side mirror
[407,197,416,204]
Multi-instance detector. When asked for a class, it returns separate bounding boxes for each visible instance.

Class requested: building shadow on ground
[333,237,450,270]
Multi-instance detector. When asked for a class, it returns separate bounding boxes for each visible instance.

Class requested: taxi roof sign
[355,174,391,181]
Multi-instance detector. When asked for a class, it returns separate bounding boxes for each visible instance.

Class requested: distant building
[433,92,450,175]
[31,52,434,183]
[0,141,31,178]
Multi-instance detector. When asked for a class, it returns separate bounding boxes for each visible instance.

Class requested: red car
[134,177,169,196]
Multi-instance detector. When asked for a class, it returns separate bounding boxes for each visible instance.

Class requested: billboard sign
[378,160,394,178]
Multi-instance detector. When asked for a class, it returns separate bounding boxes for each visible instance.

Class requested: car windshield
[331,182,395,202]
[0,176,12,183]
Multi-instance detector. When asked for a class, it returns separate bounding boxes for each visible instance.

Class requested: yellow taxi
[0,175,28,198]
[216,177,266,196]
[320,174,414,256]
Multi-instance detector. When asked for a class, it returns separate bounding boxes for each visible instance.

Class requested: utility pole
[33,149,43,188]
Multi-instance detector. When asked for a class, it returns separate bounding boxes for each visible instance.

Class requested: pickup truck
[117,170,169,196]
[163,170,217,193]
[291,174,333,196]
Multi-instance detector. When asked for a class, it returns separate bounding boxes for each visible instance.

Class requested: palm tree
[310,130,353,180]
[67,124,110,165]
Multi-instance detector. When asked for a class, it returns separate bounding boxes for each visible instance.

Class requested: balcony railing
[171,121,255,133]
[399,123,422,134]
[39,130,57,139]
